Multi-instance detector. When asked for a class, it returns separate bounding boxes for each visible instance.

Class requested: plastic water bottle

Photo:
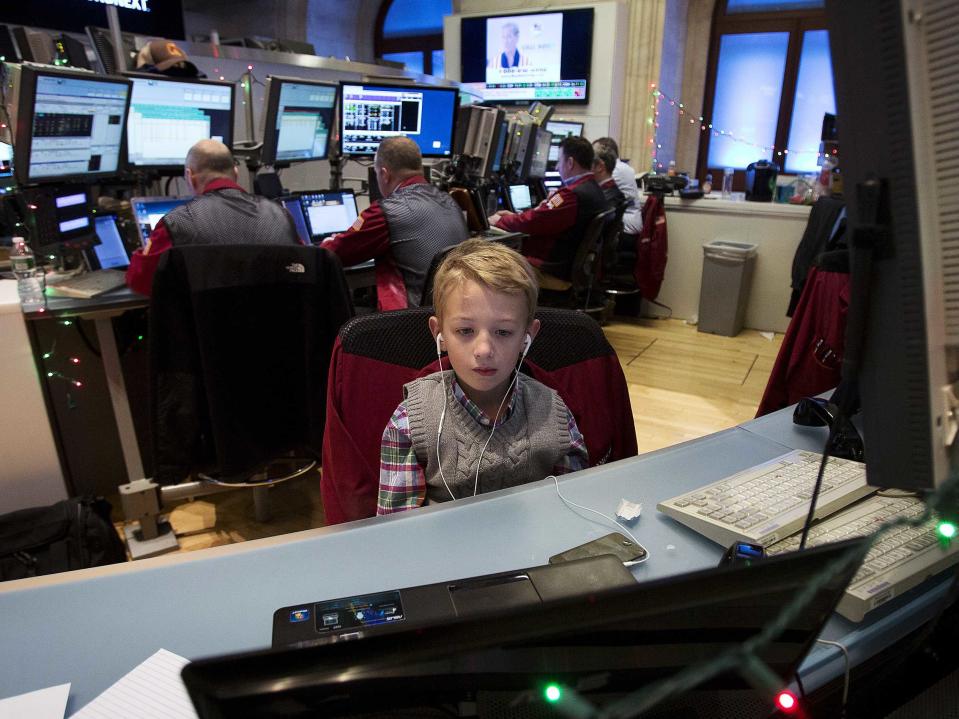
[10,238,45,311]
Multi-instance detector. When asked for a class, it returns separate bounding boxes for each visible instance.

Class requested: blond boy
[377,239,588,513]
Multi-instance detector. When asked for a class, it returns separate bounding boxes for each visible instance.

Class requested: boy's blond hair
[432,239,538,324]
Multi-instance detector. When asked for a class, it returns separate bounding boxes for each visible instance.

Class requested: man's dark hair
[594,137,620,157]
[375,136,423,174]
[558,136,594,170]
[592,143,617,174]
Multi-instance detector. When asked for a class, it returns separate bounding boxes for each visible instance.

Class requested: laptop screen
[130,196,191,245]
[280,197,311,244]
[508,184,532,212]
[91,215,130,270]
[299,190,359,240]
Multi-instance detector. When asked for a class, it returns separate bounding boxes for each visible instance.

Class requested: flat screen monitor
[528,129,552,178]
[508,183,532,212]
[460,8,594,105]
[13,66,131,184]
[297,189,359,240]
[260,76,336,166]
[181,540,863,718]
[89,214,131,270]
[0,141,12,179]
[280,196,311,244]
[124,73,235,171]
[490,120,509,173]
[339,81,458,158]
[130,196,190,245]
[545,119,584,162]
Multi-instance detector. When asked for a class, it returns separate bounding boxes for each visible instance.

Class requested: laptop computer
[279,195,312,245]
[129,196,191,246]
[294,189,359,243]
[508,183,533,212]
[47,214,136,298]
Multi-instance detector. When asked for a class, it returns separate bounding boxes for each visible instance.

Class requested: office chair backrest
[568,208,615,293]
[420,246,458,307]
[448,187,489,232]
[321,307,636,523]
[150,245,353,484]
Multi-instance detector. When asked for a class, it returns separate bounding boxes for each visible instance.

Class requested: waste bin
[697,240,758,336]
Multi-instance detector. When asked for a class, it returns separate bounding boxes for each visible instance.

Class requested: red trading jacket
[321,175,426,311]
[635,194,668,301]
[756,266,850,416]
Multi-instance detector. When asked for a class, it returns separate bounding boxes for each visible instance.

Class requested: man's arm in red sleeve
[125,220,172,297]
[321,203,391,267]
[492,188,579,236]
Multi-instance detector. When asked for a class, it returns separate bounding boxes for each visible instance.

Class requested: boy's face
[429,280,540,405]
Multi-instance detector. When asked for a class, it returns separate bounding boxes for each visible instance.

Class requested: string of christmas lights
[646,83,836,172]
[41,330,84,389]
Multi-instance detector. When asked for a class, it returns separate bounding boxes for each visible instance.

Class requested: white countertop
[663,194,812,219]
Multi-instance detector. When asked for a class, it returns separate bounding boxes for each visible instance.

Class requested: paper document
[0,683,70,719]
[70,649,197,719]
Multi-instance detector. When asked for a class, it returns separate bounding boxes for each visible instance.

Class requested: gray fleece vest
[405,370,571,503]
[379,182,469,306]
[163,188,300,248]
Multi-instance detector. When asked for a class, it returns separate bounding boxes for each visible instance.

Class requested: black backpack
[0,497,128,581]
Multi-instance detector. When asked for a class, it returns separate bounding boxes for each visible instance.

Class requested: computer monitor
[825,0,958,491]
[339,81,458,158]
[130,196,190,245]
[490,120,509,174]
[456,105,506,179]
[260,76,336,166]
[0,141,12,180]
[181,540,863,718]
[279,196,311,245]
[545,120,584,163]
[17,184,96,250]
[297,189,359,241]
[543,170,562,191]
[508,183,532,213]
[528,129,552,178]
[89,214,132,270]
[124,73,235,171]
[13,65,131,185]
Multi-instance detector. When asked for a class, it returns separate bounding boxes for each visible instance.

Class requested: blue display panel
[339,82,458,157]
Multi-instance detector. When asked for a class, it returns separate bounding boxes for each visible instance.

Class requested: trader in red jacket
[488,135,606,279]
[125,139,300,296]
[321,136,468,310]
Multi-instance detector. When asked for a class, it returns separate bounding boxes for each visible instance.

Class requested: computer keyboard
[657,450,873,548]
[767,495,959,621]
[48,270,128,299]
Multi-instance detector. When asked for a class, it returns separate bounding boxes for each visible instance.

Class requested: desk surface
[0,408,952,712]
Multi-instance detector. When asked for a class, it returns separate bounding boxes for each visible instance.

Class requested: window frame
[374,0,445,76]
[697,2,828,187]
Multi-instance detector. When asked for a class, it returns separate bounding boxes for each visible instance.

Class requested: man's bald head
[373,136,423,198]
[184,139,237,193]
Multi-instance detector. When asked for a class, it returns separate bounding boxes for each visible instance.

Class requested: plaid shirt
[377,375,589,514]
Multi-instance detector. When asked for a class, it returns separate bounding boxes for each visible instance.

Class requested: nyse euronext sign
[87,0,151,12]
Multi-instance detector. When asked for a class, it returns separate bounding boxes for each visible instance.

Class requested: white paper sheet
[0,683,70,719]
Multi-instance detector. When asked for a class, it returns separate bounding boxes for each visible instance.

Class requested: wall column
[619,0,666,171]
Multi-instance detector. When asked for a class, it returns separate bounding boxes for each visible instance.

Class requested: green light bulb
[544,684,561,703]
[938,521,957,540]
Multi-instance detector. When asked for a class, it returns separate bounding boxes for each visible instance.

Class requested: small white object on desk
[616,498,643,521]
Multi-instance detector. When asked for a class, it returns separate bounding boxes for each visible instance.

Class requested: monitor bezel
[459,7,595,106]
[337,80,460,159]
[122,71,237,174]
[14,65,133,186]
[260,75,338,167]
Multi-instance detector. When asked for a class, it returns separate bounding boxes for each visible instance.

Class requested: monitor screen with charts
[508,184,532,212]
[90,214,132,270]
[125,74,235,170]
[261,77,336,165]
[297,190,359,240]
[14,66,131,184]
[130,196,190,245]
[545,120,584,163]
[339,82,458,158]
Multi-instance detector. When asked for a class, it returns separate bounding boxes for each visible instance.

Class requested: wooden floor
[135,317,783,554]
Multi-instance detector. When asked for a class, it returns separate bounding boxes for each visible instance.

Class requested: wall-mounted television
[460,8,594,105]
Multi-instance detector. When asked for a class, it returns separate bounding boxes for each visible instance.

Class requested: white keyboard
[48,270,127,299]
[767,495,959,621]
[657,450,873,548]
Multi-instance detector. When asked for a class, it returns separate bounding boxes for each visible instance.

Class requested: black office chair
[147,244,353,520]
[539,209,616,319]
[420,245,458,307]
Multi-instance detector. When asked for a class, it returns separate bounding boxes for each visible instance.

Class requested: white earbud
[435,332,443,356]
[522,333,532,357]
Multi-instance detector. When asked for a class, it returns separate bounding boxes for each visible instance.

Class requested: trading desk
[0,407,954,714]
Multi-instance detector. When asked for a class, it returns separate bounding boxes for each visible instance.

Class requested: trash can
[698,240,758,336]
